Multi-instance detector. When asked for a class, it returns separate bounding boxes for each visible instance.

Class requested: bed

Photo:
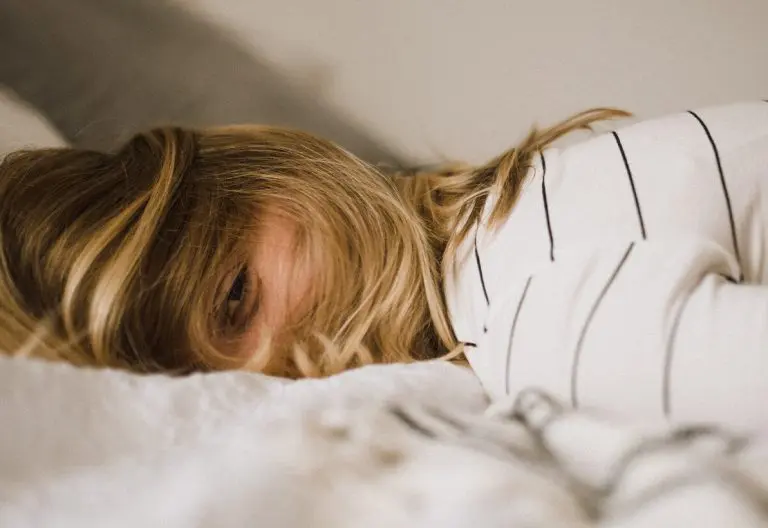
[2,96,767,528]
[2,3,768,526]
[2,354,768,527]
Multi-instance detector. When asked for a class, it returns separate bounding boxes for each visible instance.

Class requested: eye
[221,266,259,331]
[228,268,246,302]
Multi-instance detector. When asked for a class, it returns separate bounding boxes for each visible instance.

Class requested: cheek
[222,215,315,371]
[232,269,312,363]
[257,240,313,325]
[232,224,315,360]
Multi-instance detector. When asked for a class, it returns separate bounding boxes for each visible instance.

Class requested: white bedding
[2,356,768,527]
[0,86,66,157]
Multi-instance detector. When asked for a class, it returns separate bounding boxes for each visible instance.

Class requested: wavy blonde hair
[393,108,630,278]
[0,108,628,377]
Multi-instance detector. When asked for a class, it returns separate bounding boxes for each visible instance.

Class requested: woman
[0,107,619,377]
[0,125,451,377]
[1,101,766,426]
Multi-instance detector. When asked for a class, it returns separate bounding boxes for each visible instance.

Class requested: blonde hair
[393,108,631,279]
[0,108,629,377]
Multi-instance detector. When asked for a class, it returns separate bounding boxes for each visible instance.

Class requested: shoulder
[560,100,768,166]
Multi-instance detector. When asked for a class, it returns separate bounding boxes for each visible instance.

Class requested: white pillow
[0,86,66,157]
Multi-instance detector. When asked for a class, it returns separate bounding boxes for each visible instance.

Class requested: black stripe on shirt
[540,151,555,261]
[662,292,694,417]
[612,131,647,240]
[504,276,533,395]
[570,242,635,408]
[474,228,490,306]
[687,110,744,283]
[663,274,739,416]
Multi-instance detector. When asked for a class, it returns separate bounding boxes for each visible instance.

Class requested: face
[216,211,313,362]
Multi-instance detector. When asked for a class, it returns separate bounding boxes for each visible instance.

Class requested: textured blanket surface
[2,356,768,527]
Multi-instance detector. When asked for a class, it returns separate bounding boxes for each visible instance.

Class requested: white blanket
[2,356,768,527]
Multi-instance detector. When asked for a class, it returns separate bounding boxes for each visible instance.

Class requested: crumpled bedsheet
[1,355,767,527]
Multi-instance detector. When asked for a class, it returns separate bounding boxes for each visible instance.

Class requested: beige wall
[183,0,767,163]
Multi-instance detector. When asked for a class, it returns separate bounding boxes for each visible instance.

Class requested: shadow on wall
[0,0,402,165]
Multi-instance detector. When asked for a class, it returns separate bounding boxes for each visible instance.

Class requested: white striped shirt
[445,101,768,431]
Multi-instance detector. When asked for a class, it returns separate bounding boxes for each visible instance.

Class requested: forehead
[254,212,301,248]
